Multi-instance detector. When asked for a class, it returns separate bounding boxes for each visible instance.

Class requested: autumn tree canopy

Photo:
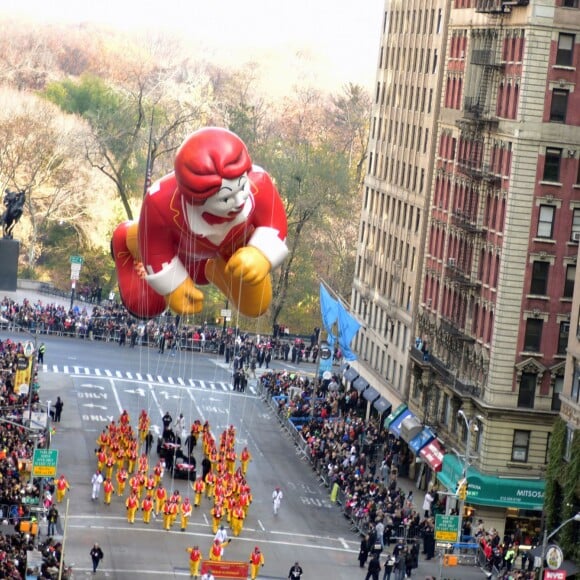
[0,21,370,332]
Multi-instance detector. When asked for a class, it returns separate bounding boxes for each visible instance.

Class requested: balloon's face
[201,175,251,219]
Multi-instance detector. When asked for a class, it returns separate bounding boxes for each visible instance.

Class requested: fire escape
[474,0,529,13]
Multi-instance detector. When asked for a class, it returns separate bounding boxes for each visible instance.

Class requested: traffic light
[456,478,468,500]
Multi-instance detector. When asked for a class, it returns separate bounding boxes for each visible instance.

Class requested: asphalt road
[6,330,487,580]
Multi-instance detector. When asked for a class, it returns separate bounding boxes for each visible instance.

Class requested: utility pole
[456,410,482,544]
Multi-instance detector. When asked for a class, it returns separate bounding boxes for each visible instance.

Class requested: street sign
[17,356,29,370]
[32,449,59,478]
[23,341,35,358]
[435,514,460,542]
[70,255,84,264]
[220,309,232,319]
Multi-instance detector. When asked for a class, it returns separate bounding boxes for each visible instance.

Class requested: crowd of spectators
[0,337,54,578]
[0,296,321,364]
[259,369,430,542]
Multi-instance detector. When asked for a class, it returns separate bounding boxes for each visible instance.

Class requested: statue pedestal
[0,238,19,291]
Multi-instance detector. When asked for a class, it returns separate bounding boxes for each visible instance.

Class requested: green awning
[384,403,407,428]
[437,455,545,511]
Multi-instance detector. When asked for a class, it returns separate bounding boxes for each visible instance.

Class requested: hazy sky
[3,0,384,90]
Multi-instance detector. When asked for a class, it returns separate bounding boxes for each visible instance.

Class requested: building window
[512,430,531,462]
[537,205,555,238]
[564,265,576,298]
[543,148,562,182]
[564,0,579,7]
[440,393,449,425]
[518,372,537,407]
[558,322,570,355]
[572,208,580,240]
[552,376,564,411]
[550,89,569,122]
[564,426,574,461]
[524,319,543,352]
[556,33,575,66]
[530,261,549,295]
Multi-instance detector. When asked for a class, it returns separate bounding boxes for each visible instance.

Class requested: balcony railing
[471,49,503,68]
[410,347,482,398]
[445,260,482,289]
[475,0,529,13]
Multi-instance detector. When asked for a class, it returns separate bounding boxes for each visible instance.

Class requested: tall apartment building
[353,0,580,537]
[351,0,449,411]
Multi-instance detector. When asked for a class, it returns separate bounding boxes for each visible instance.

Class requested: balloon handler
[111,127,289,319]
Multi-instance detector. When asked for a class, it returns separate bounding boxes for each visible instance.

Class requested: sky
[3,0,384,91]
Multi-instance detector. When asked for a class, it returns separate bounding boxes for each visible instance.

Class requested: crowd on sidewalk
[0,337,57,578]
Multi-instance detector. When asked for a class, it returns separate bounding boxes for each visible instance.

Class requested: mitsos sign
[438,455,546,510]
[516,489,544,499]
[466,474,545,509]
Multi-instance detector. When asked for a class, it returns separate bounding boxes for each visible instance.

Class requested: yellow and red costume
[186,546,202,578]
[126,493,138,524]
[103,478,114,505]
[192,477,205,507]
[55,475,70,503]
[249,547,265,580]
[116,468,128,496]
[155,485,167,514]
[240,447,251,475]
[141,495,154,524]
[209,540,224,562]
[180,498,192,531]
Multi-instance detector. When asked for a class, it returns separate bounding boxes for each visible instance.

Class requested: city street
[6,330,488,579]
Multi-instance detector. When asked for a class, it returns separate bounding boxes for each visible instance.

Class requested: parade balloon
[111,127,288,319]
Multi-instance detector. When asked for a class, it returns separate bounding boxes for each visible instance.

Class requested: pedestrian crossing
[40,364,257,394]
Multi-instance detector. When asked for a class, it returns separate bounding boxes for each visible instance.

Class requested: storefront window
[505,509,542,546]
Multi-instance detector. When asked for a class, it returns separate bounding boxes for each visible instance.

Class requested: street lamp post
[456,410,483,544]
[538,512,580,580]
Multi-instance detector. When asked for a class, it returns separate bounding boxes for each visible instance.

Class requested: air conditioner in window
[572,232,580,242]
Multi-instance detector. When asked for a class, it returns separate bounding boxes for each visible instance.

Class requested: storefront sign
[544,570,566,580]
[388,409,413,437]
[385,403,407,428]
[437,455,545,510]
[419,439,444,472]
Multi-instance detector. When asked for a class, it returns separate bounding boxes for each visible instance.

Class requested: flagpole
[143,108,155,198]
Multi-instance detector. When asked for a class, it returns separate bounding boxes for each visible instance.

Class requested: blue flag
[337,301,361,361]
[319,283,338,346]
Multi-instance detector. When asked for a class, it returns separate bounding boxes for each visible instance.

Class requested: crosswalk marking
[40,364,255,394]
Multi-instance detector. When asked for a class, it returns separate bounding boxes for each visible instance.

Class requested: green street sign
[435,514,459,542]
[70,255,84,264]
[32,449,59,478]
